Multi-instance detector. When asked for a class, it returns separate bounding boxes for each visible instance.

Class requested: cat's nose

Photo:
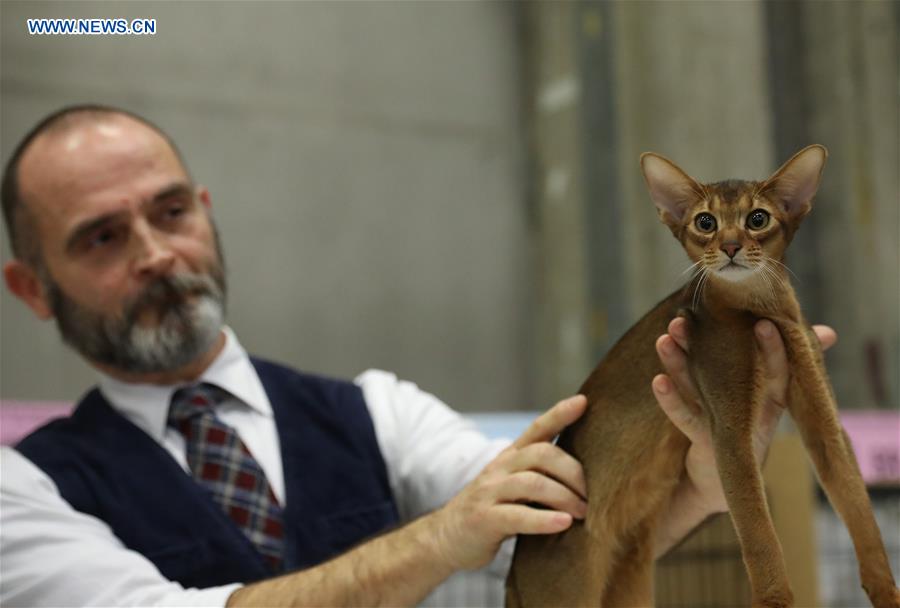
[721,241,742,258]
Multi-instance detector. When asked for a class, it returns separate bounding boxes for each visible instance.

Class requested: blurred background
[0,0,900,411]
[1,1,898,606]
[2,1,897,414]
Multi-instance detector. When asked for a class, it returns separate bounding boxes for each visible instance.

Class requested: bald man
[0,105,836,607]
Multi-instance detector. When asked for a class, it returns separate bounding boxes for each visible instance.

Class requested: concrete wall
[525,1,898,411]
[520,2,595,405]
[796,1,899,410]
[0,1,531,412]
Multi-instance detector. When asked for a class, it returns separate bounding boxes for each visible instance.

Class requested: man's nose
[720,241,742,259]
[133,226,175,277]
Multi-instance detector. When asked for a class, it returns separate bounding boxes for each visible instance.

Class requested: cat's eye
[694,213,717,233]
[747,210,770,230]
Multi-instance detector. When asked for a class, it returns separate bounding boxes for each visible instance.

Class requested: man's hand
[652,318,837,517]
[231,398,589,607]
[431,395,589,571]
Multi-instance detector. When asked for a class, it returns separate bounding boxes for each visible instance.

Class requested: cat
[505,145,900,608]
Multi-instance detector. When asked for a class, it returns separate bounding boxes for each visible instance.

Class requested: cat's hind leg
[506,521,612,607]
[600,516,656,608]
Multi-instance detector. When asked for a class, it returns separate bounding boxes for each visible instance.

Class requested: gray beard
[45,269,227,374]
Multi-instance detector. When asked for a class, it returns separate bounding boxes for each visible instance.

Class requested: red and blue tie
[168,383,285,572]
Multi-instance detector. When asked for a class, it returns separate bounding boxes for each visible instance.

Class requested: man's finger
[755,320,789,389]
[812,324,837,351]
[652,374,707,445]
[514,395,587,448]
[502,442,587,499]
[498,471,588,519]
[752,397,786,464]
[667,317,690,353]
[655,334,702,411]
[496,504,573,536]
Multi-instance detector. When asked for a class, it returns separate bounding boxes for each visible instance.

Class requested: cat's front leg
[708,402,793,606]
[691,347,794,608]
[776,322,900,608]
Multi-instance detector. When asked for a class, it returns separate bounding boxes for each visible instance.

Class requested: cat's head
[639,145,827,284]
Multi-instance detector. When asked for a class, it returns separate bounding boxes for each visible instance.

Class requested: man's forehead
[54,120,135,153]
[24,115,170,166]
[18,116,186,209]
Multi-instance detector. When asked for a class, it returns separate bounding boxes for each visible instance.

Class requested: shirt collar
[97,327,272,443]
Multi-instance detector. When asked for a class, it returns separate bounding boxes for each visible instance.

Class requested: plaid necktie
[168,383,284,572]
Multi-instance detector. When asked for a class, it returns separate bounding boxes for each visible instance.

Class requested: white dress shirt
[0,328,512,607]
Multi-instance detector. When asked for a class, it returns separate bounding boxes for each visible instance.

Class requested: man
[0,105,835,607]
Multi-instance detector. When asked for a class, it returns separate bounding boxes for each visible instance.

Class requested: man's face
[15,116,227,373]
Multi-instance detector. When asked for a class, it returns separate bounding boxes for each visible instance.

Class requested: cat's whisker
[690,273,700,312]
[765,256,799,283]
[762,260,788,292]
[699,271,711,310]
[692,276,700,312]
[691,266,710,312]
[695,269,708,312]
[765,262,789,303]
[759,263,778,302]
[681,260,703,277]
[757,260,777,285]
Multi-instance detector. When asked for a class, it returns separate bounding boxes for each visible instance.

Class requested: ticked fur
[506,146,900,608]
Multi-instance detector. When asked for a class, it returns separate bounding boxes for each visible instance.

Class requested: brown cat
[505,145,900,607]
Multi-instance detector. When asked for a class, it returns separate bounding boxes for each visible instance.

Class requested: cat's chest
[688,309,760,377]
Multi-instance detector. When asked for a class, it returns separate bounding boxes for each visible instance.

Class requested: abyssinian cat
[505,145,900,607]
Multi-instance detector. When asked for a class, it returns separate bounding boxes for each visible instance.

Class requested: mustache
[123,273,223,324]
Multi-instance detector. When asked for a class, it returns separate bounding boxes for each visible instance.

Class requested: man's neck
[91,331,227,386]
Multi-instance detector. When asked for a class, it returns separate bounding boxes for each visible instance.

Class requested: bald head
[1,105,188,267]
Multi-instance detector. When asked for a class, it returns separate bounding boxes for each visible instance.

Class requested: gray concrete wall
[797,1,899,410]
[525,1,898,411]
[521,2,595,406]
[0,1,531,412]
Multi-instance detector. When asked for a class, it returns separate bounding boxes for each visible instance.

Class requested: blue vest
[16,357,400,589]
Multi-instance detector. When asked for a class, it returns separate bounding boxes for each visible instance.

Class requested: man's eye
[88,228,119,248]
[164,205,185,219]
[158,202,189,224]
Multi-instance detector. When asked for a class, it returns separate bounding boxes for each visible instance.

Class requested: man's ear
[197,186,212,210]
[640,152,705,227]
[4,260,53,320]
[760,144,827,221]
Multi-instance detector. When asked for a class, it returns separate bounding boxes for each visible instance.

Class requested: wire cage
[656,432,900,608]
[816,488,900,608]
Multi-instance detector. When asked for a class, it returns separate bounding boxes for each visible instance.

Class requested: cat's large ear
[640,153,705,227]
[760,144,827,220]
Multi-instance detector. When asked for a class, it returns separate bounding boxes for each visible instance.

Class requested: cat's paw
[751,592,793,608]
